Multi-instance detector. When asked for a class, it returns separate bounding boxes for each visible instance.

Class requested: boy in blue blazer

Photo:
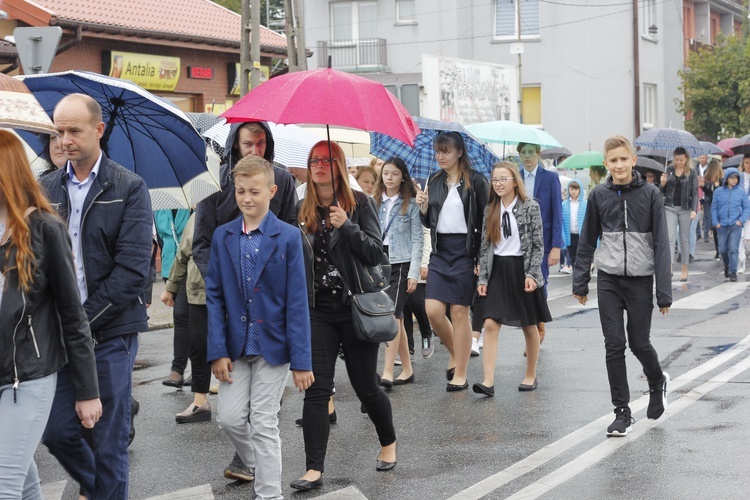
[206,155,314,499]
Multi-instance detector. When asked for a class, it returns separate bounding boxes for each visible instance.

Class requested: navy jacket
[40,153,153,340]
[522,166,564,253]
[205,212,312,370]
[193,122,298,278]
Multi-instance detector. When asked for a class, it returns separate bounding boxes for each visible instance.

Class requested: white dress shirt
[436,183,468,234]
[493,197,522,256]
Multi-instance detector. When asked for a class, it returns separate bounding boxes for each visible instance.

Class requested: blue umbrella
[699,141,724,156]
[16,71,219,210]
[369,117,499,179]
[634,128,703,157]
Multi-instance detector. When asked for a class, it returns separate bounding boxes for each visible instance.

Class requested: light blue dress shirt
[66,151,103,303]
[523,165,538,198]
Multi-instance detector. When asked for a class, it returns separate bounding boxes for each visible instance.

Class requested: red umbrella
[221,68,419,146]
[716,138,738,157]
[222,67,419,204]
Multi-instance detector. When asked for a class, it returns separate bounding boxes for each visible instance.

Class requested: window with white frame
[643,83,657,129]
[495,0,540,39]
[331,1,377,41]
[397,0,416,23]
[641,0,657,37]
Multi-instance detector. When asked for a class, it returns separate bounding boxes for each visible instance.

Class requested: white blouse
[436,183,468,234]
[493,197,522,257]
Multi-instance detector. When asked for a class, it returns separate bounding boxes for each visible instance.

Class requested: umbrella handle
[326,125,338,207]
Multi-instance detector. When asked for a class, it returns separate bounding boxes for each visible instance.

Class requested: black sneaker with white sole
[606,407,634,437]
[646,372,669,420]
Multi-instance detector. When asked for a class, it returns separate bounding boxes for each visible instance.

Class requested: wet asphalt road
[35,241,750,499]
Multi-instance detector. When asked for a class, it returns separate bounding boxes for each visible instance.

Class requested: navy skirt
[425,233,476,306]
[483,255,552,327]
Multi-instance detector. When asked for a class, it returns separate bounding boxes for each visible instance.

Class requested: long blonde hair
[485,162,528,245]
[298,141,357,233]
[0,130,56,292]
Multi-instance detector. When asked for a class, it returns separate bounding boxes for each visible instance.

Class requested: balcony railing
[317,38,388,72]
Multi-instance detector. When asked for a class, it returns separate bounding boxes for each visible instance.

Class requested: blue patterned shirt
[240,213,269,356]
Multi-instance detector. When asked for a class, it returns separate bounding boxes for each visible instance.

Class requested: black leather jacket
[299,191,388,307]
[0,211,99,400]
[661,166,699,211]
[419,168,490,261]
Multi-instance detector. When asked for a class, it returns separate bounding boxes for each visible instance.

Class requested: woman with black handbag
[291,141,397,493]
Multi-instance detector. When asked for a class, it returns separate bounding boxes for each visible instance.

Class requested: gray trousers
[666,205,692,265]
[0,372,57,500]
[216,356,289,500]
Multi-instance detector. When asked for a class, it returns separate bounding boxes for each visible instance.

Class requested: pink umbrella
[716,138,739,157]
[222,67,419,204]
[222,68,419,146]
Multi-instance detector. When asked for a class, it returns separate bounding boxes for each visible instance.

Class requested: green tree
[677,33,750,140]
[211,0,285,31]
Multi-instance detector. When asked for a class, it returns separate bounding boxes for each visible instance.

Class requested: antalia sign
[103,51,181,92]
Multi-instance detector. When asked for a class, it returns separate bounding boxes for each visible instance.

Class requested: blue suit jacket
[523,166,564,253]
[205,212,312,370]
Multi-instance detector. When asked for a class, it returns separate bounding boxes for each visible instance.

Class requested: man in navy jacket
[518,142,563,344]
[40,93,152,500]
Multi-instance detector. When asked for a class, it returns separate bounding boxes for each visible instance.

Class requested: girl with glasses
[475,162,551,396]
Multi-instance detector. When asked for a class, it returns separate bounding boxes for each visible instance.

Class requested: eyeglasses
[308,158,335,167]
[490,177,513,185]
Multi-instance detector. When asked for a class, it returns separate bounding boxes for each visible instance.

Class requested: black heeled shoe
[379,377,393,389]
[446,381,469,392]
[518,379,538,391]
[290,475,323,491]
[376,459,397,471]
[472,383,495,397]
[393,374,414,385]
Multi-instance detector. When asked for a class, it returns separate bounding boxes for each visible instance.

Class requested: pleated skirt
[483,255,552,327]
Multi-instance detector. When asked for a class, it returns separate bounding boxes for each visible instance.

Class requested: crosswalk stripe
[448,333,750,500]
[505,351,750,499]
[671,281,750,309]
[40,480,66,500]
[315,485,369,499]
[144,484,214,500]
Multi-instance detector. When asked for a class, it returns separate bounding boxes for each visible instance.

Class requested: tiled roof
[27,0,287,48]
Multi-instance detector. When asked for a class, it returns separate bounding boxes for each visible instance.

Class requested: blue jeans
[0,373,57,500]
[42,333,137,500]
[718,224,743,274]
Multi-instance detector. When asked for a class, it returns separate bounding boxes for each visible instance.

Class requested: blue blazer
[523,166,564,252]
[205,212,312,370]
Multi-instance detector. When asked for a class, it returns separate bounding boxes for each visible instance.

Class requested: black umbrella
[634,156,665,181]
[730,134,750,155]
[541,147,572,160]
[636,147,671,164]
[722,155,743,168]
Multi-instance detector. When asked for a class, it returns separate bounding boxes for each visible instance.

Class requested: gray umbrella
[634,156,665,180]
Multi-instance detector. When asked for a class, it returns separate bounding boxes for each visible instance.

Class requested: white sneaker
[477,329,484,349]
[471,338,480,357]
[738,261,746,274]
[394,355,402,366]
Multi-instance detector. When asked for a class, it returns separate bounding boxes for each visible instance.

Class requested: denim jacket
[378,197,423,281]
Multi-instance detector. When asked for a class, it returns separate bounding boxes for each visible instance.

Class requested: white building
[302,0,746,152]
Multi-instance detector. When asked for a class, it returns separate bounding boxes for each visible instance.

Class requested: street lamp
[649,24,658,36]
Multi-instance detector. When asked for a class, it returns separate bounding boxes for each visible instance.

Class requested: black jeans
[303,290,396,472]
[170,282,190,375]
[188,304,210,394]
[404,283,431,352]
[568,233,580,268]
[596,272,664,409]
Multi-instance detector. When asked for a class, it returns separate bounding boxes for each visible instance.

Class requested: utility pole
[284,0,307,72]
[632,0,641,137]
[517,0,523,124]
[240,0,250,96]
[251,0,261,89]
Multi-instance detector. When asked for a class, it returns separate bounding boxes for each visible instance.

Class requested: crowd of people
[2,91,750,500]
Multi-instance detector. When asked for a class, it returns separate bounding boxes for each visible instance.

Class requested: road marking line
[40,480,67,500]
[671,282,750,309]
[447,333,750,500]
[506,353,750,499]
[547,285,595,302]
[315,485,369,499]
[145,484,213,500]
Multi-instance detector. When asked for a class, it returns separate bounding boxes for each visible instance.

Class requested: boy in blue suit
[518,142,563,345]
[206,155,314,500]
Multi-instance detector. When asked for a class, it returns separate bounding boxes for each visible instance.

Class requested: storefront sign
[189,66,213,80]
[228,62,269,95]
[104,51,181,92]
